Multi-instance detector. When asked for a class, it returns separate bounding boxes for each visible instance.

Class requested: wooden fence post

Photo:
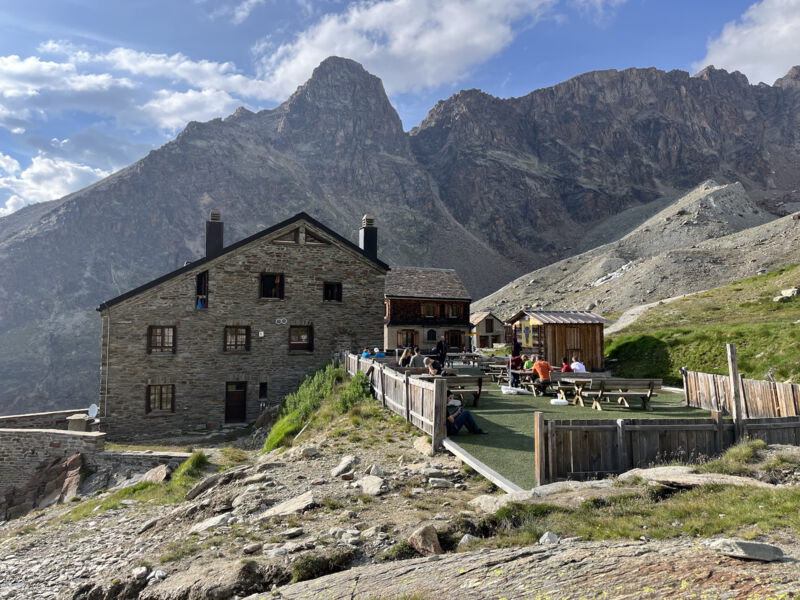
[680,367,689,406]
[534,412,546,487]
[546,420,556,482]
[355,354,360,375]
[727,343,745,441]
[431,378,448,455]
[711,411,724,454]
[403,373,410,422]
[616,419,628,472]
[379,365,386,406]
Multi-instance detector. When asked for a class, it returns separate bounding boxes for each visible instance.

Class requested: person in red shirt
[507,354,524,386]
[532,355,554,395]
[561,356,573,373]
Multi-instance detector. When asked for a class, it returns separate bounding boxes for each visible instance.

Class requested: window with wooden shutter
[147,326,176,354]
[224,326,251,351]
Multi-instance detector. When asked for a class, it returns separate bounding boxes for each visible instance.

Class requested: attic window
[422,303,436,317]
[274,229,299,244]
[485,318,494,333]
[304,230,328,244]
[196,271,208,309]
[449,304,462,318]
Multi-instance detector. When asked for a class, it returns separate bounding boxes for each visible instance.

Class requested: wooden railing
[344,353,447,452]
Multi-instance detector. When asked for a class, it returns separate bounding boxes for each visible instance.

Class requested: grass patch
[606,265,800,384]
[697,439,766,476]
[63,452,210,522]
[159,540,201,563]
[263,365,376,452]
[290,548,356,583]
[378,540,419,561]
[479,483,800,547]
[218,446,249,468]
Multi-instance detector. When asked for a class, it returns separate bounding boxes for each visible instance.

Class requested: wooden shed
[507,310,609,371]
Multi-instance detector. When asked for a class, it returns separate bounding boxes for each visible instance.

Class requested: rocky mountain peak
[275,56,408,154]
[774,65,800,88]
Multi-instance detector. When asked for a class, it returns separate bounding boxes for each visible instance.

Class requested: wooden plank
[547,420,557,481]
[727,344,744,441]
[431,378,447,453]
[534,412,546,487]
[443,438,522,493]
[616,419,628,472]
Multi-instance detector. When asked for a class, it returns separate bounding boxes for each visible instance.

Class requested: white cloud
[693,0,800,85]
[232,0,267,25]
[253,0,557,97]
[139,88,241,130]
[0,153,109,216]
[0,152,20,175]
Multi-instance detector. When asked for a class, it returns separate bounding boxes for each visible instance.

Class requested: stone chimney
[358,213,378,260]
[206,210,224,258]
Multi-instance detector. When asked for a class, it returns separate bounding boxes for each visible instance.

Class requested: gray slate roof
[385,267,470,300]
[509,310,609,324]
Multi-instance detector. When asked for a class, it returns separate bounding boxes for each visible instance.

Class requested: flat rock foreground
[3,423,800,599]
[274,539,800,600]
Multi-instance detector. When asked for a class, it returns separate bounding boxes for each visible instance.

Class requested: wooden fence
[344,353,447,452]
[684,369,800,418]
[533,412,800,484]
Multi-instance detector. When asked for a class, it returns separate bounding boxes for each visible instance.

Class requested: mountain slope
[473,181,799,319]
[2,58,800,413]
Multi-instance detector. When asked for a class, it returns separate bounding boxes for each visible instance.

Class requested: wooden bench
[582,378,662,411]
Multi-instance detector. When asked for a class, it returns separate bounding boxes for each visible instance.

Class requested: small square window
[147,326,176,354]
[289,325,313,351]
[422,302,436,317]
[449,304,462,318]
[260,273,284,299]
[146,384,175,413]
[224,326,251,352]
[323,282,342,302]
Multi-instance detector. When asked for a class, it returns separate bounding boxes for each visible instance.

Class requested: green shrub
[290,548,356,582]
[335,371,371,413]
[378,540,419,561]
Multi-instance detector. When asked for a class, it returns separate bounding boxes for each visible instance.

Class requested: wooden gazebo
[507,310,609,371]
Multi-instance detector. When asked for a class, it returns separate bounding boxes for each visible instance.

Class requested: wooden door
[479,335,489,348]
[225,381,247,423]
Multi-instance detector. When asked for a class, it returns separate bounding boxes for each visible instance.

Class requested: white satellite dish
[88,404,99,419]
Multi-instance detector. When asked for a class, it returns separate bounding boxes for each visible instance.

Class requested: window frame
[223,325,251,352]
[449,304,462,318]
[145,384,175,414]
[147,325,176,354]
[259,272,285,299]
[484,318,494,333]
[421,302,436,318]
[288,324,314,352]
[195,270,209,309]
[323,281,343,302]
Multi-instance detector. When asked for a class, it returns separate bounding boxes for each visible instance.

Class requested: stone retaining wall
[0,429,105,490]
[86,450,190,474]
[0,409,88,431]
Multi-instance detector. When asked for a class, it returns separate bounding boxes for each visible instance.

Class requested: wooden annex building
[507,310,609,371]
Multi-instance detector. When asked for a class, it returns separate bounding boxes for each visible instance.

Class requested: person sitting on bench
[425,357,443,375]
[531,355,554,395]
[446,395,488,435]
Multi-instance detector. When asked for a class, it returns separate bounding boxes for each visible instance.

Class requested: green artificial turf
[452,379,711,490]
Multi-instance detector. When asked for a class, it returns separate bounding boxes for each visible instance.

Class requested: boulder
[354,475,385,496]
[428,478,453,489]
[408,524,443,556]
[774,295,791,303]
[331,456,359,477]
[260,491,315,518]
[707,538,784,562]
[142,464,171,484]
[457,534,479,550]
[618,466,773,489]
[539,531,560,544]
[190,514,230,533]
[781,288,799,297]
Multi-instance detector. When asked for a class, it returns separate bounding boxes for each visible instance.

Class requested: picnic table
[446,352,482,367]
[561,377,661,411]
[416,374,484,406]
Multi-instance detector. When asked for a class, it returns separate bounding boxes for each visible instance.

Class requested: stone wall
[86,450,190,474]
[0,409,88,431]
[0,429,106,490]
[98,218,386,439]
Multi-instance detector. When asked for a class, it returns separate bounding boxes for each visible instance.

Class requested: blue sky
[1,0,799,216]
